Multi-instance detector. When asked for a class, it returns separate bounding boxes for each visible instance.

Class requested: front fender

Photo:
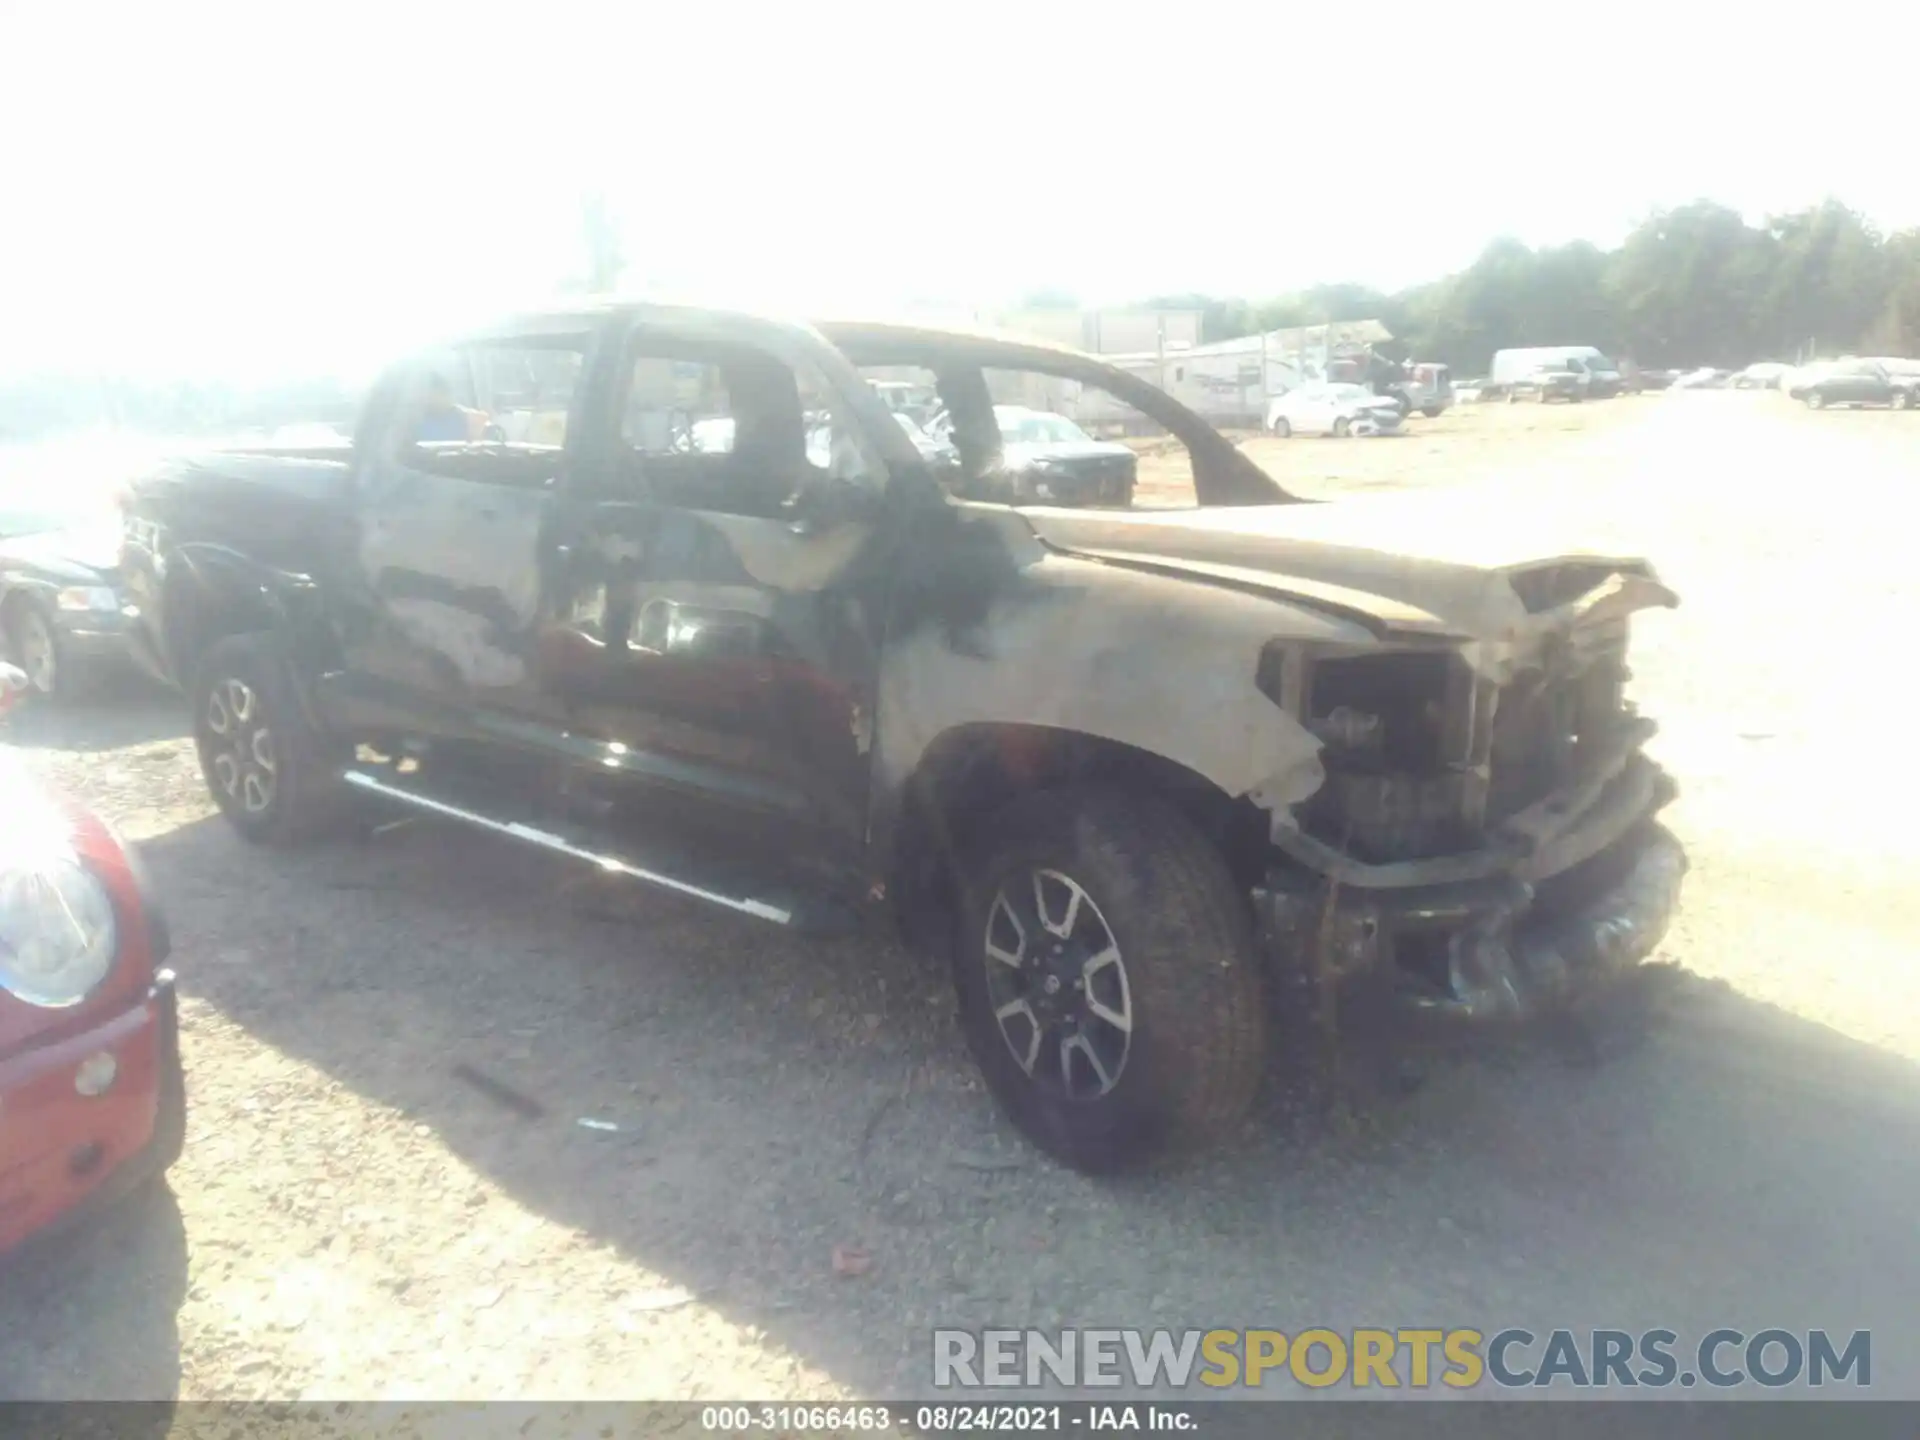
[870,552,1370,856]
[157,543,335,697]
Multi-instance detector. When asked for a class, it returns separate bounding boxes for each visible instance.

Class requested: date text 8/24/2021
[700,1405,1196,1432]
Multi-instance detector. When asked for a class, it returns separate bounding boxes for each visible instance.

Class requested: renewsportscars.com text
[932,1327,1871,1392]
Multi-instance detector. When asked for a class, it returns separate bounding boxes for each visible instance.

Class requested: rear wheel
[953,787,1268,1172]
[1893,390,1912,410]
[1421,406,1443,418]
[1271,417,1291,438]
[1806,392,1826,410]
[191,633,353,844]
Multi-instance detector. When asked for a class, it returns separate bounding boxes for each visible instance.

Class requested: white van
[1489,346,1623,398]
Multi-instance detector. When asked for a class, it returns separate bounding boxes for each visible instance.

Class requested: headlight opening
[0,856,120,1008]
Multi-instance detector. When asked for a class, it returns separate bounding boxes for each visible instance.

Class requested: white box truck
[1489,346,1623,398]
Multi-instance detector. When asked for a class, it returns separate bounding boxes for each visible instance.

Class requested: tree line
[1140,200,1920,375]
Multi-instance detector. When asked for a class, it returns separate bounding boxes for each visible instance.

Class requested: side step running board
[340,769,795,926]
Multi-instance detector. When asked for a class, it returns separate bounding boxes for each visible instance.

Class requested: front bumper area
[50,606,141,683]
[0,972,184,1259]
[1253,758,1687,1022]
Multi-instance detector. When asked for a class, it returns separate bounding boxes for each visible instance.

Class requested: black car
[1789,359,1920,410]
[1506,365,1586,403]
[0,499,139,701]
[985,405,1137,506]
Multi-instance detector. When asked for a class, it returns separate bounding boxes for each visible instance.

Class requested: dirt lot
[3,392,1918,1406]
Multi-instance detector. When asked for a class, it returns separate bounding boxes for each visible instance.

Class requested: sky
[2,0,1916,382]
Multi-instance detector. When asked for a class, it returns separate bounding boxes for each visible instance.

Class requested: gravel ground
[2,392,1917,1408]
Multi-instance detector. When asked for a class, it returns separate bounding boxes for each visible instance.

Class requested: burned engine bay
[1251,562,1686,1019]
[1298,619,1634,864]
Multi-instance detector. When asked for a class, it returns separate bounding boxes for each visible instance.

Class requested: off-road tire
[953,787,1268,1172]
[190,632,353,845]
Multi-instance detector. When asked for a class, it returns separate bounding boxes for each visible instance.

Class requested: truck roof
[441,300,1106,370]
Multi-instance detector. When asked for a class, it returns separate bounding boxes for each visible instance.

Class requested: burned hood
[1016,494,1676,641]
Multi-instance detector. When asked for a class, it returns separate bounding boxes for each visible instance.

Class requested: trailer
[1079,321,1393,430]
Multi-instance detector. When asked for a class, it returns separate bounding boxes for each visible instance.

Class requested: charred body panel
[543,497,883,843]
[869,535,1359,868]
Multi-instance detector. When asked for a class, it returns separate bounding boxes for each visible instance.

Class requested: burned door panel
[321,335,585,745]
[334,457,564,735]
[542,499,881,844]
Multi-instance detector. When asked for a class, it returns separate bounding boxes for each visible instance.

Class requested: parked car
[0,496,142,702]
[868,379,942,427]
[893,411,958,467]
[989,406,1136,506]
[1266,382,1406,437]
[0,663,184,1258]
[1788,359,1919,410]
[119,303,1686,1171]
[1731,362,1791,390]
[1669,368,1732,391]
[1507,364,1588,403]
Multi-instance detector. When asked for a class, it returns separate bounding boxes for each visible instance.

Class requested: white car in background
[1265,383,1405,438]
[1731,362,1792,390]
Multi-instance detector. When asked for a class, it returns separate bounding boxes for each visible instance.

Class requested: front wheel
[954,788,1268,1172]
[1893,391,1912,410]
[1806,392,1826,410]
[191,633,352,845]
[1270,417,1291,438]
[1,597,66,701]
[1421,406,1443,418]
[1332,417,1352,437]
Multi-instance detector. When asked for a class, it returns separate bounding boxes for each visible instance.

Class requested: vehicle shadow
[1,675,184,752]
[121,811,1920,1398]
[0,1180,188,1415]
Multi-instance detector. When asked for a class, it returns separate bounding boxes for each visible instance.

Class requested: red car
[0,663,183,1258]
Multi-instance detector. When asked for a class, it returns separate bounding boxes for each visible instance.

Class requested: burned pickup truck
[119,302,1686,1171]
